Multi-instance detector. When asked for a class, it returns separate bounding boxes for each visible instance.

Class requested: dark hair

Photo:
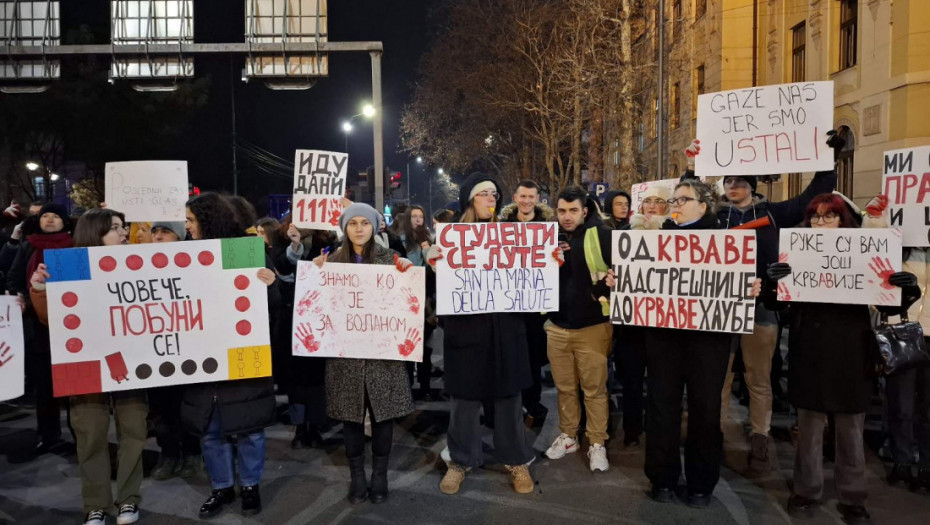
[802,194,858,228]
[73,208,126,248]
[187,192,243,240]
[225,195,258,233]
[556,185,588,206]
[674,179,718,219]
[402,205,428,250]
[255,217,286,246]
[29,200,46,209]
[516,180,539,192]
[433,209,455,223]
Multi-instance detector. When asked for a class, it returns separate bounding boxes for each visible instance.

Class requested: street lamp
[362,103,376,118]
[50,173,60,182]
[340,103,376,155]
[26,162,39,171]
[341,121,353,153]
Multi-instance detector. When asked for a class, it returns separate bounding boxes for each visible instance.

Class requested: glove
[552,247,564,267]
[394,254,413,272]
[865,194,888,218]
[888,271,917,289]
[2,201,20,219]
[425,244,443,270]
[685,139,701,169]
[826,129,846,161]
[10,222,23,241]
[766,262,792,281]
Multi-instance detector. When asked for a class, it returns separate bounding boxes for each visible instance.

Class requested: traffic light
[390,171,402,188]
[188,183,201,196]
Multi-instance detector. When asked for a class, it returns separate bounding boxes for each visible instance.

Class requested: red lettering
[658,235,672,262]
[737,138,757,164]
[688,234,704,264]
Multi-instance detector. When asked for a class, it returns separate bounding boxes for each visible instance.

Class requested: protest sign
[292,149,348,231]
[45,238,271,397]
[777,228,903,305]
[435,222,559,315]
[883,146,930,247]
[630,178,679,213]
[609,230,757,334]
[695,81,834,177]
[105,161,188,222]
[292,261,426,362]
[0,296,25,402]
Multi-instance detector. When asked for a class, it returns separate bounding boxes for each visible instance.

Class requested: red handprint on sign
[296,290,322,316]
[296,323,321,353]
[329,201,342,227]
[402,287,420,314]
[868,257,895,290]
[397,328,422,357]
[0,342,12,367]
[777,282,792,301]
[778,252,788,263]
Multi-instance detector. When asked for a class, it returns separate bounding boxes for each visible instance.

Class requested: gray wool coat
[325,244,415,424]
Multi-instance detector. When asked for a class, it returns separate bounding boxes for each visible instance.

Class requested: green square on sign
[221,237,264,269]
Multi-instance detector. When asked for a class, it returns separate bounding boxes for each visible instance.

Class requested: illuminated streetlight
[362,103,376,118]
[342,121,353,133]
[438,168,444,175]
[25,162,39,171]
[416,156,423,163]
[50,173,60,181]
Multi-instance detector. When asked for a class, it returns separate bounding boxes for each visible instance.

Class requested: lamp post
[26,161,55,201]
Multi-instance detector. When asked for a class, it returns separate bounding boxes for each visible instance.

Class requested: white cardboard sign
[883,146,930,247]
[630,178,679,213]
[435,222,560,315]
[292,261,426,362]
[609,230,757,334]
[105,161,188,222]
[0,296,25,402]
[695,81,834,177]
[292,149,348,231]
[777,228,903,305]
[45,238,271,397]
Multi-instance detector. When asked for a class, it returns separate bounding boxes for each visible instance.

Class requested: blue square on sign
[45,248,92,282]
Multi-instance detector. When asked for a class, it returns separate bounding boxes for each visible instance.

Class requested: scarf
[26,232,74,291]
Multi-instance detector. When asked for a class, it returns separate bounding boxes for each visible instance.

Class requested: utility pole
[656,0,665,180]
[230,58,238,196]
[371,51,385,213]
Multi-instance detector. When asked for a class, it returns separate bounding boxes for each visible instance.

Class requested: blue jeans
[201,410,266,489]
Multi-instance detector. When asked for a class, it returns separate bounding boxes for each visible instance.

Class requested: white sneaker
[83,509,106,525]
[588,443,609,472]
[545,433,579,459]
[116,503,139,524]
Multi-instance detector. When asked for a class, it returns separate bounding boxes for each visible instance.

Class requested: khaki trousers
[545,321,613,445]
[721,323,778,435]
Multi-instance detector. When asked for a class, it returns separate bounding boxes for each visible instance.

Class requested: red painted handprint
[0,342,12,367]
[778,252,788,263]
[868,256,895,290]
[397,328,422,357]
[296,323,321,353]
[329,202,342,227]
[296,290,322,316]
[402,287,420,314]
[777,282,792,301]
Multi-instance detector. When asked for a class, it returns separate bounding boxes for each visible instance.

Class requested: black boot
[370,455,389,504]
[199,487,235,519]
[347,455,368,504]
[291,422,308,449]
[240,484,262,516]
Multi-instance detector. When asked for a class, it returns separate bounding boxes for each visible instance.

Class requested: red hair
[801,194,858,228]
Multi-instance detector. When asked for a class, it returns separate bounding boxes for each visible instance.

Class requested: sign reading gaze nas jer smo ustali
[609,230,757,334]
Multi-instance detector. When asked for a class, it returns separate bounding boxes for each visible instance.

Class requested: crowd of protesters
[1,132,929,525]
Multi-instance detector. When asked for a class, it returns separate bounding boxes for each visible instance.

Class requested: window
[672,0,682,39]
[693,64,705,118]
[792,21,806,82]
[637,121,645,152]
[836,126,855,197]
[651,97,658,139]
[670,82,680,129]
[839,0,857,70]
[695,0,706,19]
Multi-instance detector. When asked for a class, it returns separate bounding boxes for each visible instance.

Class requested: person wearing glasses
[764,193,919,523]
[426,172,536,495]
[687,133,844,475]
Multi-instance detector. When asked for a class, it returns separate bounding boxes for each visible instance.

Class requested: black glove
[826,129,846,161]
[888,271,917,288]
[766,262,792,281]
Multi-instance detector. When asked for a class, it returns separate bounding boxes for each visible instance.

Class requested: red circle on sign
[63,314,81,330]
[174,252,191,268]
[234,275,250,290]
[99,256,117,272]
[235,297,251,312]
[65,338,83,353]
[126,255,144,271]
[198,251,215,266]
[236,320,251,336]
[152,253,169,268]
[61,292,78,308]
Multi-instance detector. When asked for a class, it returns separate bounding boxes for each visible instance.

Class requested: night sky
[64,0,434,213]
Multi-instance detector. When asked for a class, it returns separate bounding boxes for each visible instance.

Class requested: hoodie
[602,190,631,229]
[549,196,613,329]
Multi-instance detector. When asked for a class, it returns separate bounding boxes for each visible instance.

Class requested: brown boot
[505,464,534,494]
[748,433,772,475]
[439,462,469,495]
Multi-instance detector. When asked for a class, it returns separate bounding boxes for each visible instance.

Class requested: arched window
[836,126,855,197]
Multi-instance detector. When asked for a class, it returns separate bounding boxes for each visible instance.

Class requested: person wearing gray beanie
[338,203,381,233]
[151,221,187,242]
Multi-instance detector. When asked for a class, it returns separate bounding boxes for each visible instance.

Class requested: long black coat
[324,245,414,423]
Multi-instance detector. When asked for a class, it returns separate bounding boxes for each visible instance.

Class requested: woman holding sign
[311,202,415,505]
[764,193,920,522]
[179,193,279,519]
[30,208,146,525]
[425,172,536,496]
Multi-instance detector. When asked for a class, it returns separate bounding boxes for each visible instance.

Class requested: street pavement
[1,335,929,524]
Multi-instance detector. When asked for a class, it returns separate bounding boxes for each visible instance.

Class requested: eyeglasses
[642,198,666,206]
[810,213,838,224]
[667,196,697,206]
[475,191,499,200]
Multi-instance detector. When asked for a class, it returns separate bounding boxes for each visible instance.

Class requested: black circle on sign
[181,359,197,375]
[159,362,176,378]
[203,358,218,374]
[135,364,152,380]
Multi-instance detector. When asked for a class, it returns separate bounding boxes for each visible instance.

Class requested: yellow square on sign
[226,345,272,380]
